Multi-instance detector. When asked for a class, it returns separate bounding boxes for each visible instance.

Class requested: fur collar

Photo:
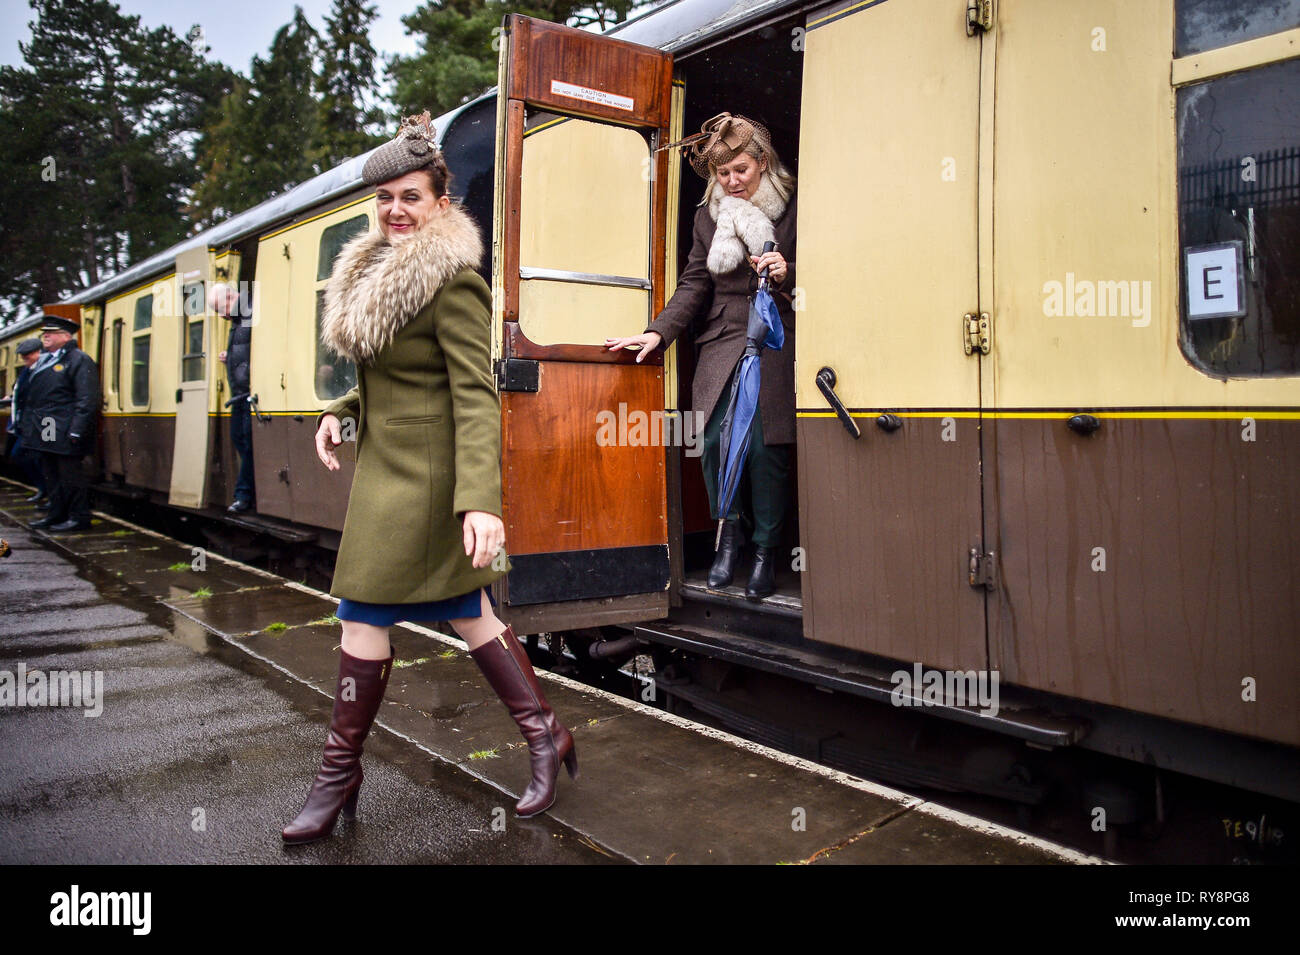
[705,173,788,275]
[320,202,483,365]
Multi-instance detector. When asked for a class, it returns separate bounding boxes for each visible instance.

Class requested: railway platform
[0,481,1098,865]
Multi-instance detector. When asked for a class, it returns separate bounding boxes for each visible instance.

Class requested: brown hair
[420,155,453,198]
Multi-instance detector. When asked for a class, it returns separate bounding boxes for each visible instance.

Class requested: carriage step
[634,620,1089,748]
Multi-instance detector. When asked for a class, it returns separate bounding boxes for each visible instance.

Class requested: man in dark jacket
[24,316,99,532]
[209,283,255,512]
[5,338,48,503]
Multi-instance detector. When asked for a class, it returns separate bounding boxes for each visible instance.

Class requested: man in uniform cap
[4,338,49,503]
[23,315,99,532]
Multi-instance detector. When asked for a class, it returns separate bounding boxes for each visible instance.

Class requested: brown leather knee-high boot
[281,647,395,844]
[470,625,577,817]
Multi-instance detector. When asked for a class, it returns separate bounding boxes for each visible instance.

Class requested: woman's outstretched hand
[604,331,663,363]
[463,510,506,569]
[315,414,343,471]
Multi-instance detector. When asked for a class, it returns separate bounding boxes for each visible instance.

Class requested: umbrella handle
[757,241,777,289]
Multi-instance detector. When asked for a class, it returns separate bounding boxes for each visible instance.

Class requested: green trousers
[700,373,791,548]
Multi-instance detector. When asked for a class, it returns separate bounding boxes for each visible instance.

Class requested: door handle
[815,367,861,439]
[249,393,271,423]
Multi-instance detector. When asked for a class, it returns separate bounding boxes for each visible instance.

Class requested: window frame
[130,293,153,409]
[312,212,369,402]
[1172,34,1300,378]
[180,280,206,383]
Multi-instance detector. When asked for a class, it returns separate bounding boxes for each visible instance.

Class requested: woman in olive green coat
[282,115,577,845]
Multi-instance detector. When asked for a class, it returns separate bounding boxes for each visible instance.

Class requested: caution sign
[549,80,634,112]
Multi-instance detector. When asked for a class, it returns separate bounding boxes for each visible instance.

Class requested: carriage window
[181,281,205,381]
[1176,0,1300,57]
[314,290,357,400]
[1177,57,1300,377]
[111,320,123,394]
[313,214,367,400]
[132,294,152,406]
[517,117,651,346]
[317,215,369,281]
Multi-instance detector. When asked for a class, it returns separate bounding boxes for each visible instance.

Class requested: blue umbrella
[715,242,784,550]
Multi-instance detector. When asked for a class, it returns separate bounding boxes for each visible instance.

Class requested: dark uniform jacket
[646,191,798,445]
[7,365,31,435]
[19,345,99,456]
[224,305,252,396]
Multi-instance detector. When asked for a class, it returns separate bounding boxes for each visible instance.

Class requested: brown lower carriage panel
[250,415,352,531]
[102,414,174,494]
[988,415,1300,747]
[796,414,987,673]
[799,411,1300,748]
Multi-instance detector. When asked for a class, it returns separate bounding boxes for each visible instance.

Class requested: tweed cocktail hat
[361,111,443,186]
[661,112,774,180]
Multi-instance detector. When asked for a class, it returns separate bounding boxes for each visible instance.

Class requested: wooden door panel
[495,15,672,621]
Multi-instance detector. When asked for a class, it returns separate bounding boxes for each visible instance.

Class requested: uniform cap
[40,316,79,334]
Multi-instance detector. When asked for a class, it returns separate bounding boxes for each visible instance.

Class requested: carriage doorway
[668,17,806,616]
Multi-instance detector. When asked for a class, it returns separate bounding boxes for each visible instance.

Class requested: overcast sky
[0,0,424,74]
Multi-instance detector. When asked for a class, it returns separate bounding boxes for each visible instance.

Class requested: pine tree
[316,0,387,168]
[190,6,322,226]
[246,7,323,196]
[0,0,230,321]
[187,76,259,228]
[389,0,651,120]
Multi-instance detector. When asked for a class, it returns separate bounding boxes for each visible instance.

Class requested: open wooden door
[169,246,214,508]
[493,15,674,633]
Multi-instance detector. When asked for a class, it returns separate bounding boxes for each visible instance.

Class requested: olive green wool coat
[318,203,509,604]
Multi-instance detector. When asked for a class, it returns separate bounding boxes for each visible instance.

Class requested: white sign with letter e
[1185,241,1246,320]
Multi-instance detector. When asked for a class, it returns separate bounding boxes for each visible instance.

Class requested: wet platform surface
[0,482,1094,864]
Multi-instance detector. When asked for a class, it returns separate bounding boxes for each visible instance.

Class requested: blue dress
[337,586,495,626]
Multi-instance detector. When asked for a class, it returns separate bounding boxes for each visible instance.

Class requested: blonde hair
[699,141,796,206]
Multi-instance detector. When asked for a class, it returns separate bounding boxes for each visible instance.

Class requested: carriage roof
[62,0,801,309]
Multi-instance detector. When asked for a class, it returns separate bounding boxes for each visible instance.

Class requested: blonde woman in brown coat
[282,116,577,844]
[607,113,797,600]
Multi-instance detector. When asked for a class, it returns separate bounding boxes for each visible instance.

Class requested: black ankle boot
[746,545,777,600]
[708,520,744,589]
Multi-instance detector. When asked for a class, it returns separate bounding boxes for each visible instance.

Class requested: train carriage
[4,0,1298,805]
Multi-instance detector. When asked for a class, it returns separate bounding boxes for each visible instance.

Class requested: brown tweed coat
[646,187,797,445]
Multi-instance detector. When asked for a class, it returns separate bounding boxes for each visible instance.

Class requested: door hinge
[963,311,991,355]
[969,548,996,590]
[496,358,539,393]
[966,0,993,35]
